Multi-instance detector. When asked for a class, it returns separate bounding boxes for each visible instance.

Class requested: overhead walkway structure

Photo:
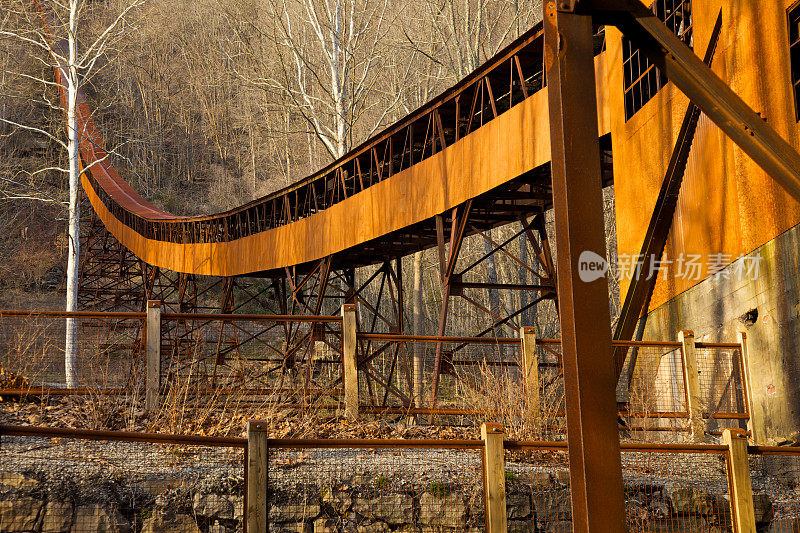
[67,25,612,278]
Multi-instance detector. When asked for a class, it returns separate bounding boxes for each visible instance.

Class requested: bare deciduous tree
[1,0,142,387]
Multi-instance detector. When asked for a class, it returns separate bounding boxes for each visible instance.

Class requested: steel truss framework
[73,0,800,528]
[79,189,565,408]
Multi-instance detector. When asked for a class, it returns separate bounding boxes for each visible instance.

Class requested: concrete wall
[642,221,800,443]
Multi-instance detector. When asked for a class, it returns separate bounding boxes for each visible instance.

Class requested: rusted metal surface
[0,388,127,396]
[607,0,800,312]
[41,7,611,280]
[0,424,247,447]
[0,310,145,318]
[266,437,484,449]
[67,24,591,277]
[503,439,569,451]
[545,2,626,531]
[694,342,743,349]
[749,445,800,456]
[593,0,800,201]
[427,205,559,407]
[359,333,520,344]
[612,13,723,380]
[162,313,341,322]
[619,441,728,453]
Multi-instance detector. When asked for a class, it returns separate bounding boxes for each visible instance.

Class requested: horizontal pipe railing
[695,341,744,349]
[162,313,342,322]
[359,333,519,344]
[0,424,246,447]
[619,441,728,453]
[0,310,745,350]
[0,388,127,396]
[6,423,775,455]
[0,310,145,318]
[266,437,485,449]
[1,423,751,455]
[748,445,800,455]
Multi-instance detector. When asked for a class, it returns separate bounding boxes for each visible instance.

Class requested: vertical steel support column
[341,304,359,420]
[145,300,162,414]
[543,2,625,531]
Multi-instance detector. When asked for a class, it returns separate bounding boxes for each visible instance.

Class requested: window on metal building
[789,2,800,121]
[622,0,693,121]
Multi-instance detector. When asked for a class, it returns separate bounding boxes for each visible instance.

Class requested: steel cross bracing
[66,0,800,529]
[542,0,800,529]
[79,198,566,409]
[612,11,723,390]
[68,3,616,408]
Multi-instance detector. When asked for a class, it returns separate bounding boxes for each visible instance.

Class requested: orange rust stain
[610,0,800,312]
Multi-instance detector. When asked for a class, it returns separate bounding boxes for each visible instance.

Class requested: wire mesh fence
[749,449,800,529]
[534,340,566,438]
[0,310,752,445]
[617,343,690,438]
[2,424,793,532]
[504,443,571,532]
[268,442,486,532]
[621,445,733,532]
[0,428,245,532]
[350,334,750,443]
[0,313,144,394]
[161,315,343,401]
[695,344,748,427]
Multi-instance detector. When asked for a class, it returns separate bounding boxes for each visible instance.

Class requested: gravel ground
[0,435,244,501]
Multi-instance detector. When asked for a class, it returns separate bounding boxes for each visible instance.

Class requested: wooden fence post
[145,300,161,414]
[481,422,507,533]
[737,331,760,444]
[247,420,269,533]
[341,304,359,421]
[679,330,704,441]
[723,428,757,533]
[520,327,540,415]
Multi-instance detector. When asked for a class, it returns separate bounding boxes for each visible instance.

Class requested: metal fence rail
[1,424,799,531]
[0,308,755,443]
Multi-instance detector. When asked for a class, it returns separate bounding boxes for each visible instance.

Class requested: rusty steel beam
[544,2,625,531]
[612,12,723,381]
[0,424,246,447]
[579,0,800,201]
[452,281,555,292]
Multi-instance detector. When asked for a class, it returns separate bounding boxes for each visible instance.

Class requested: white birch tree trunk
[1,0,141,387]
[64,0,81,389]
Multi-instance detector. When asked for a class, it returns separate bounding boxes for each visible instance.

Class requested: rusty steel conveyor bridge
[45,1,800,528]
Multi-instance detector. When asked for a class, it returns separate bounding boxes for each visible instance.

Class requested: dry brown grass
[456,361,566,441]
